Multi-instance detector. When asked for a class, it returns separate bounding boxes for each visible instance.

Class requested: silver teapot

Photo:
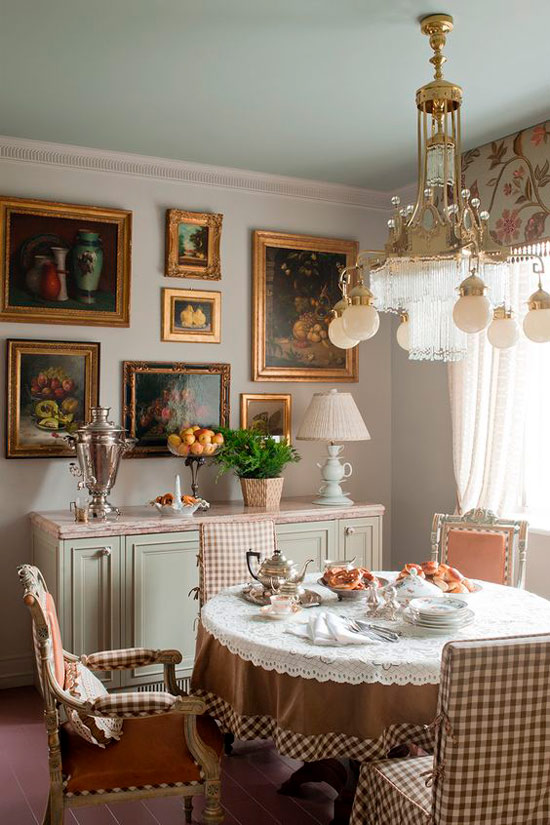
[246,547,314,597]
[64,406,136,519]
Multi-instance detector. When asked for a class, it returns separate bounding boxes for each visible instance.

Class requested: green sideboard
[30,497,384,690]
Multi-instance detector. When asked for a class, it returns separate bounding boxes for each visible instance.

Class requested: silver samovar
[65,406,137,518]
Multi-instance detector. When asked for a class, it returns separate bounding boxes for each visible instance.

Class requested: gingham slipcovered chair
[351,634,550,825]
[430,509,528,588]
[198,519,276,605]
[18,564,224,825]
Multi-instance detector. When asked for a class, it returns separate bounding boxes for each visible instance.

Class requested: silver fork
[343,618,396,642]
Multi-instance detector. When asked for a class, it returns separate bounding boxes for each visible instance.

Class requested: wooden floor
[0,687,337,825]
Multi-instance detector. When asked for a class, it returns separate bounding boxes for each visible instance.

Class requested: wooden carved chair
[430,508,528,588]
[351,634,550,824]
[198,519,276,606]
[18,564,224,825]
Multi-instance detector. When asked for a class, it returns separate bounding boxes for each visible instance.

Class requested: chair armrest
[80,648,182,671]
[90,690,206,718]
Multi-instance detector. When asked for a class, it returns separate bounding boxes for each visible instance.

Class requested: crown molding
[0,135,392,211]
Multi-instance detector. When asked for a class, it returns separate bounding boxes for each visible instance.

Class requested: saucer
[259,605,301,620]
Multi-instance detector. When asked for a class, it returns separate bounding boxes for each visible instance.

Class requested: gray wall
[0,149,392,686]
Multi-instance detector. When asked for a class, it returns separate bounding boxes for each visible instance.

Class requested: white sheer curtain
[448,257,550,517]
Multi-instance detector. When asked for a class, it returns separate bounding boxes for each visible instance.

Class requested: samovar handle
[246,550,261,583]
[69,462,96,490]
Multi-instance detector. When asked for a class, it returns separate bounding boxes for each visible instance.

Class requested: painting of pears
[175,300,211,331]
[161,288,221,343]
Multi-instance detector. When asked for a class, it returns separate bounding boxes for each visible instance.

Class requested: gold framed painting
[0,196,131,326]
[240,393,292,443]
[252,230,359,381]
[122,361,230,457]
[165,209,223,280]
[6,339,100,458]
[161,288,221,343]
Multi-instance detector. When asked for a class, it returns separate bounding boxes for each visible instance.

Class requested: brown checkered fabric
[199,520,276,603]
[91,691,179,718]
[194,688,434,763]
[353,634,550,824]
[81,648,180,670]
[352,757,433,825]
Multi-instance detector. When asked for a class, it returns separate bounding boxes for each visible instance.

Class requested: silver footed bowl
[317,576,389,600]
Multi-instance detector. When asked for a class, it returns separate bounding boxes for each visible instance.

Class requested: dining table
[191,571,550,823]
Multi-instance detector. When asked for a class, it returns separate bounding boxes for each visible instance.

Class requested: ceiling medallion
[328,13,550,360]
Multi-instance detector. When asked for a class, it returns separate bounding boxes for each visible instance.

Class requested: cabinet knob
[345,526,355,536]
[100,547,111,556]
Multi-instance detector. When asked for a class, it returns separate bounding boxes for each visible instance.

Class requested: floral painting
[253,231,358,381]
[122,362,230,456]
[463,119,550,247]
[6,340,100,458]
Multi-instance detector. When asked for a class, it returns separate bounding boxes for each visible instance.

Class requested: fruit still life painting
[123,362,230,456]
[175,299,212,331]
[6,340,100,458]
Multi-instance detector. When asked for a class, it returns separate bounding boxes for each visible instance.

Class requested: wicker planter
[240,477,284,508]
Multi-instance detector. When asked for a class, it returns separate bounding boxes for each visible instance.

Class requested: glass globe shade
[453,295,492,333]
[341,304,380,341]
[396,320,410,351]
[523,308,550,343]
[487,317,519,349]
[327,316,358,349]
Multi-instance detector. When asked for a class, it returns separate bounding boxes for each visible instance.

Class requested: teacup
[269,594,295,615]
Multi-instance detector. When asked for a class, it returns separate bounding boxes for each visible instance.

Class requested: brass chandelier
[327,13,550,360]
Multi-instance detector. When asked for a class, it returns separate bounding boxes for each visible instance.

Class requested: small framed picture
[123,361,230,457]
[6,339,100,458]
[0,195,131,327]
[161,288,221,343]
[240,393,292,443]
[165,209,222,280]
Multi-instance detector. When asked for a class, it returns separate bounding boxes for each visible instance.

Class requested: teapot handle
[246,550,261,582]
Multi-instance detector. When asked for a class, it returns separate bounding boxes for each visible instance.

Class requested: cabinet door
[338,517,382,570]
[61,537,122,689]
[122,531,200,689]
[275,521,337,570]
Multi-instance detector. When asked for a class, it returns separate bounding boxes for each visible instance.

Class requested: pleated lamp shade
[296,389,370,442]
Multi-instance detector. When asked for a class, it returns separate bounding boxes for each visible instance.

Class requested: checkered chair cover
[199,519,276,604]
[352,634,550,825]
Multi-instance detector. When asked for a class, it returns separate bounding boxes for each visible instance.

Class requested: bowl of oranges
[166,425,224,458]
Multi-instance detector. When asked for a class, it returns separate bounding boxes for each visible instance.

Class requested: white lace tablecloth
[200,572,550,686]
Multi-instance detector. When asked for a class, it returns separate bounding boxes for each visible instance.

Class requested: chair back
[430,508,528,587]
[199,520,276,603]
[18,564,66,695]
[432,634,550,824]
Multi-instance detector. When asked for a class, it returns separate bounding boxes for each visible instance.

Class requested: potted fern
[213,428,300,507]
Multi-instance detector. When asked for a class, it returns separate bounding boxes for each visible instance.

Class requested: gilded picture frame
[122,361,230,457]
[165,209,223,280]
[252,230,359,382]
[0,196,131,327]
[240,393,292,443]
[6,339,100,459]
[161,288,221,343]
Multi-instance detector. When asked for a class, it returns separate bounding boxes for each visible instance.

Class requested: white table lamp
[296,388,370,506]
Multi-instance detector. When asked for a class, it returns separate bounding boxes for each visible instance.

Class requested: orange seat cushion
[61,711,222,793]
[446,529,508,585]
[45,592,65,687]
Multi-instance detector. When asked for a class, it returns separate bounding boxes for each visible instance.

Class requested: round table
[192,572,550,764]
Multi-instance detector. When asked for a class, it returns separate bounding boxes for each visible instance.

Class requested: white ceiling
[1,0,549,190]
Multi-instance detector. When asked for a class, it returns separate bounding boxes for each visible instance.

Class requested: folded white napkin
[287,611,376,646]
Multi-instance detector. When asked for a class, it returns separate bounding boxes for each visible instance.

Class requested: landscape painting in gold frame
[0,196,131,327]
[240,393,292,443]
[161,288,221,343]
[165,209,222,280]
[6,339,100,459]
[252,230,358,381]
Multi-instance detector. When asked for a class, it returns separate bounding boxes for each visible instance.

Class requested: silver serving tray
[242,585,322,608]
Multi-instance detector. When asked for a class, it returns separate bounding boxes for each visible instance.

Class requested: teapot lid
[77,406,127,433]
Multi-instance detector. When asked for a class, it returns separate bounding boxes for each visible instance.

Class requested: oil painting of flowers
[123,361,230,456]
[253,231,358,381]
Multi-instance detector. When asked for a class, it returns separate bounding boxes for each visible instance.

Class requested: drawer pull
[345,526,355,536]
[100,547,112,556]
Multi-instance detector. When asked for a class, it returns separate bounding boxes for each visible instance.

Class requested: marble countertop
[29,497,385,540]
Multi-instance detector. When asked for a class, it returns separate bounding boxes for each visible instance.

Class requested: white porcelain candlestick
[314,444,353,505]
[174,473,183,510]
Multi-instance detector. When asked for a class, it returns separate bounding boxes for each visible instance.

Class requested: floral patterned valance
[463,120,550,247]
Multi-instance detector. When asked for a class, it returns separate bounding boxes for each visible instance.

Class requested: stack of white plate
[404,596,474,633]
